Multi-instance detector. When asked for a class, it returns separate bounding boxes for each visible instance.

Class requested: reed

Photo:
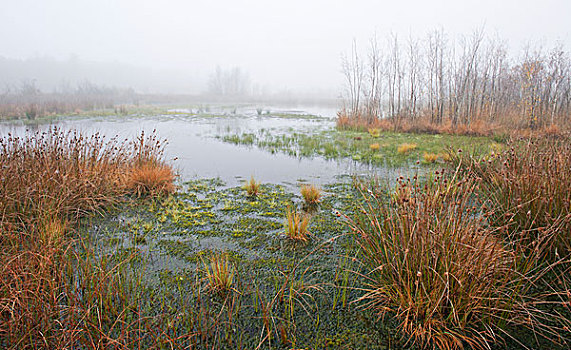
[347,172,569,349]
[460,137,571,259]
[0,127,174,348]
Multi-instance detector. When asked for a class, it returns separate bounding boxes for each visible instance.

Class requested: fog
[1,0,570,96]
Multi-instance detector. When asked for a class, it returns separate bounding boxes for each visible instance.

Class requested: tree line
[341,28,571,130]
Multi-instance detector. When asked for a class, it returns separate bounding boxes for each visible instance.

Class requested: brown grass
[337,109,570,137]
[284,206,311,242]
[348,173,570,349]
[459,137,571,259]
[123,162,176,197]
[300,184,322,205]
[397,143,417,154]
[0,127,174,348]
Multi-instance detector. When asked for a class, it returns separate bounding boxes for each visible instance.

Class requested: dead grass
[284,206,311,242]
[348,172,570,349]
[123,162,176,197]
[337,109,570,138]
[300,184,322,205]
[459,137,571,259]
[397,143,417,154]
[0,127,174,348]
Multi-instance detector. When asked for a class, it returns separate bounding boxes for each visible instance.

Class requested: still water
[0,105,412,186]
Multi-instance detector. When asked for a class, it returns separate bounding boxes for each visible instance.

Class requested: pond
[0,104,414,188]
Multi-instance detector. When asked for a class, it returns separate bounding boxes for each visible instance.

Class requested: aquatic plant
[202,253,236,294]
[422,152,439,163]
[397,142,417,154]
[461,137,571,259]
[347,173,569,349]
[243,176,261,197]
[284,206,311,242]
[300,184,322,205]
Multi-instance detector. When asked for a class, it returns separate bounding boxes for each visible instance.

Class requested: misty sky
[1,0,570,93]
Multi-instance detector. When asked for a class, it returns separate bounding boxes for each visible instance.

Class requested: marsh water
[0,105,413,187]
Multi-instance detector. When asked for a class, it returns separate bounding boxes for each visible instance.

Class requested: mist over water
[1,0,569,96]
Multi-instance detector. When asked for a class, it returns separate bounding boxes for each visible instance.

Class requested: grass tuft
[422,152,439,164]
[397,142,417,154]
[202,253,236,294]
[300,184,322,205]
[369,143,380,151]
[243,176,261,197]
[347,172,569,349]
[284,206,311,242]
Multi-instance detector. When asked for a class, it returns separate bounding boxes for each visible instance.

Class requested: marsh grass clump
[0,127,174,348]
[284,206,311,242]
[368,128,380,138]
[202,253,236,294]
[422,152,439,164]
[397,142,417,154]
[243,176,261,197]
[347,172,568,349]
[462,137,571,259]
[123,162,176,197]
[300,184,322,205]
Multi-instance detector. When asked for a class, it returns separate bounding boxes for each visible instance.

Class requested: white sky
[1,0,570,93]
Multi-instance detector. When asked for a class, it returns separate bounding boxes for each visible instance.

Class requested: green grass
[222,128,498,167]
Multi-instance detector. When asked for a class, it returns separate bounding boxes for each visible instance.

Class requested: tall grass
[0,127,174,348]
[347,171,570,349]
[459,137,571,259]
